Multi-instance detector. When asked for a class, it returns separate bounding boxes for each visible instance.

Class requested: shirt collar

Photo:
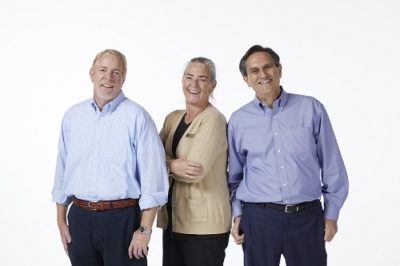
[252,86,288,111]
[91,91,126,113]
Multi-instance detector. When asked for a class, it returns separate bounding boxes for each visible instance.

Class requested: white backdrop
[1,0,399,265]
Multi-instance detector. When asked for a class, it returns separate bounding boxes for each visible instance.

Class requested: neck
[185,103,209,124]
[94,97,110,112]
[258,88,282,108]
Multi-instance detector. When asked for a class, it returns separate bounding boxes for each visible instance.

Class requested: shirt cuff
[52,191,72,205]
[232,198,243,218]
[139,192,168,210]
[324,202,340,221]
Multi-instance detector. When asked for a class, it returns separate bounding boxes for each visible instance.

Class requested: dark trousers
[67,204,146,266]
[162,231,229,266]
[241,202,327,266]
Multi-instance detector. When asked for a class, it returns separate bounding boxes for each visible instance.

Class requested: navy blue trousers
[240,202,327,266]
[67,204,146,266]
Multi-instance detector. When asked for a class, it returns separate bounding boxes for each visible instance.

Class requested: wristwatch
[139,225,152,235]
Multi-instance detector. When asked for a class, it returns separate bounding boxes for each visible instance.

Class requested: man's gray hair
[91,49,127,83]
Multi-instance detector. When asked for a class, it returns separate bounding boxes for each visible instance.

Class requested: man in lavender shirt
[228,45,349,266]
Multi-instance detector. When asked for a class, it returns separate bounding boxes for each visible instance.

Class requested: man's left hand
[324,219,338,242]
[128,230,151,260]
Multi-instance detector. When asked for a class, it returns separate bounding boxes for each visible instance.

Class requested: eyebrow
[248,62,274,70]
[98,66,122,72]
[185,73,209,79]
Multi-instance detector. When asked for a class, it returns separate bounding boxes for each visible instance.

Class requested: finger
[234,234,245,245]
[187,161,202,169]
[191,167,203,175]
[324,231,330,242]
[324,229,335,242]
[61,234,70,254]
[231,227,243,244]
[133,244,140,260]
[137,247,144,258]
[65,231,72,244]
[128,242,134,259]
[136,246,145,259]
[62,239,69,254]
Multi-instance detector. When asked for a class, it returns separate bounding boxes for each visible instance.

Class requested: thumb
[66,232,72,243]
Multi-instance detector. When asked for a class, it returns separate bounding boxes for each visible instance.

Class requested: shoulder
[286,93,326,116]
[204,105,227,124]
[228,100,254,124]
[119,98,147,113]
[287,92,316,102]
[62,98,91,121]
[117,98,156,122]
[162,109,185,125]
[165,109,185,120]
[286,92,325,110]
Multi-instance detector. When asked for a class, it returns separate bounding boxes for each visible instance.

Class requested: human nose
[104,71,114,80]
[189,78,199,86]
[260,68,268,78]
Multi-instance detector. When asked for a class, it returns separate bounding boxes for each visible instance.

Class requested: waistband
[247,200,320,213]
[72,197,138,211]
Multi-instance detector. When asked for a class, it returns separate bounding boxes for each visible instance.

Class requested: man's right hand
[56,203,71,256]
[231,216,244,245]
[58,222,72,255]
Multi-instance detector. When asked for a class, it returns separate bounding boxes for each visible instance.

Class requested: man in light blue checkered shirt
[52,49,169,266]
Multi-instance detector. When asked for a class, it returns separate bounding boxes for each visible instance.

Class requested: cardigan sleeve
[160,110,182,170]
[174,110,227,183]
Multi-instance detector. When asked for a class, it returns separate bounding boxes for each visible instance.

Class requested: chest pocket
[283,126,316,156]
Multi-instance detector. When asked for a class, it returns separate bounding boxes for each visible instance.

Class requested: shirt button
[280,165,284,169]
[283,183,286,186]
[277,149,281,153]
[274,132,278,136]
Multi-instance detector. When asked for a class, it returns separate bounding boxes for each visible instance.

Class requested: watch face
[139,226,151,235]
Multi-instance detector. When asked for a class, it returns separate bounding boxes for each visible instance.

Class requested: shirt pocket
[185,198,208,222]
[284,126,316,156]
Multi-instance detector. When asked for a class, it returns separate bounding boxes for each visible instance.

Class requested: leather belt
[72,197,138,211]
[261,200,320,213]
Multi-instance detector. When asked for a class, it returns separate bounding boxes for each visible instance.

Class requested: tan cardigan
[157,105,231,234]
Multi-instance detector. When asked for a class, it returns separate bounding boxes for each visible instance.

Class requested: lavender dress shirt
[228,89,349,220]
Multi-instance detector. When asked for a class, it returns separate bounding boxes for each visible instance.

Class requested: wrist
[167,160,176,177]
[138,225,152,235]
[166,161,171,175]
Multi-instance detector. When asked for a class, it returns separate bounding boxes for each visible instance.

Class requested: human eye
[264,64,273,69]
[250,68,259,74]
[99,68,107,73]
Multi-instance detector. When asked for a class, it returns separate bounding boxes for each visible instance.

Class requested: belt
[261,200,320,213]
[72,197,138,211]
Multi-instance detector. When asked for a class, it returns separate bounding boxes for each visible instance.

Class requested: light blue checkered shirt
[52,91,168,209]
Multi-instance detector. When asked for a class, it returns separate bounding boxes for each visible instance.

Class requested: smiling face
[243,51,282,106]
[182,62,216,108]
[90,52,124,109]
